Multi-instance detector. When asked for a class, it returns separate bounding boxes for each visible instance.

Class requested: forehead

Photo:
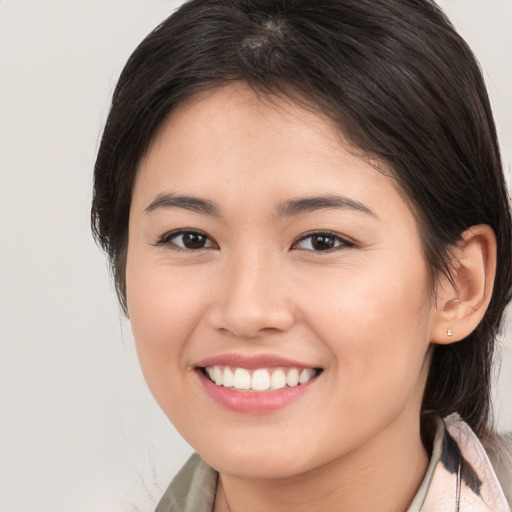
[142,83,348,169]
[133,83,409,224]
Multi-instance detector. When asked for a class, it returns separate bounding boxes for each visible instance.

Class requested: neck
[214,412,429,512]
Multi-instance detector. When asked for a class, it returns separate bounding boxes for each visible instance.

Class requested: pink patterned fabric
[418,415,509,512]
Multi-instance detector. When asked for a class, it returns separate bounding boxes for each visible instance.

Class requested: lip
[196,370,318,413]
[194,353,321,414]
[194,353,318,370]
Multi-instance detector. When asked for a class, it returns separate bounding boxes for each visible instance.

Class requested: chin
[205,449,309,480]
[189,429,325,480]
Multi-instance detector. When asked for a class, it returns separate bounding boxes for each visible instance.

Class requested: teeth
[204,365,317,391]
[251,369,271,391]
[223,367,234,388]
[233,368,251,390]
[270,369,286,390]
[299,368,315,384]
[214,366,223,385]
[286,368,299,387]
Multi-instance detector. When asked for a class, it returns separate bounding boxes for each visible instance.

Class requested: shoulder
[481,431,512,507]
[155,453,218,512]
[417,414,510,511]
[444,414,511,511]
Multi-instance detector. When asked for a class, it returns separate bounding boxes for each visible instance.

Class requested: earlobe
[431,224,496,345]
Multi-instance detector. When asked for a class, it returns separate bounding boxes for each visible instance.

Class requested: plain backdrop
[0,1,510,511]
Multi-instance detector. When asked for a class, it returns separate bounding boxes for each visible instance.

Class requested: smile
[203,365,319,392]
[196,360,323,413]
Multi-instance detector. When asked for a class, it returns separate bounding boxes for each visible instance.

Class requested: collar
[409,414,509,511]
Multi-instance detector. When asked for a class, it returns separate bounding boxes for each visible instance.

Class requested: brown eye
[311,234,336,250]
[158,230,217,250]
[181,232,208,249]
[294,232,354,252]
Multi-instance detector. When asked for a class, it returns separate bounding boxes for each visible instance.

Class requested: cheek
[296,267,433,444]
[297,256,433,390]
[125,256,206,394]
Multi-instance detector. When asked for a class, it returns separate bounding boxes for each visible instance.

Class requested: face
[126,83,438,480]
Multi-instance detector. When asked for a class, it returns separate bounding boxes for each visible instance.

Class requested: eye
[293,231,355,252]
[156,229,218,251]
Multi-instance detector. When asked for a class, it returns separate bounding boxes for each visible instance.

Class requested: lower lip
[196,370,318,413]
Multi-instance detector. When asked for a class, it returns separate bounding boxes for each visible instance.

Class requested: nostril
[209,304,296,339]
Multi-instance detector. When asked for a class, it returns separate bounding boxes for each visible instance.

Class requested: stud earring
[447,329,453,337]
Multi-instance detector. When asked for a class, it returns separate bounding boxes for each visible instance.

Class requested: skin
[125,83,494,512]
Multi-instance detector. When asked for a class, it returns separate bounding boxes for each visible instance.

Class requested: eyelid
[153,229,354,252]
[154,228,218,250]
[292,230,356,251]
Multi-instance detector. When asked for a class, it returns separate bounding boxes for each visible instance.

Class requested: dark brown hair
[91,0,512,436]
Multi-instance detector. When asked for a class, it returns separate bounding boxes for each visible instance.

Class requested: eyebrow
[275,194,377,218]
[144,192,376,218]
[144,193,221,216]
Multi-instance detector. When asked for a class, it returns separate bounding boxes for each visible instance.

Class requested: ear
[430,224,497,345]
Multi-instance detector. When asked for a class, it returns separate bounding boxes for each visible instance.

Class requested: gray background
[0,1,510,511]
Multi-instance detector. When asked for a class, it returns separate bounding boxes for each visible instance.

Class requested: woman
[91,0,512,510]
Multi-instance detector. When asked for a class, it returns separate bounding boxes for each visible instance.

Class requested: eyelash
[155,229,218,251]
[294,231,356,252]
[155,229,356,253]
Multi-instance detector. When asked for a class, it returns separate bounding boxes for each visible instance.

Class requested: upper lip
[194,353,321,370]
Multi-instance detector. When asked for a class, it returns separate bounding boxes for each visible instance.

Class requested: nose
[207,251,295,339]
